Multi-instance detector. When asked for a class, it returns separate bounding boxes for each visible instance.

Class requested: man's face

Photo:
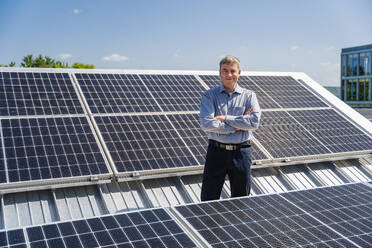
[219,62,241,92]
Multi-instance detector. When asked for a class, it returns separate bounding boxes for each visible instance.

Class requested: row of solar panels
[1,182,371,247]
[0,70,372,192]
[0,72,328,117]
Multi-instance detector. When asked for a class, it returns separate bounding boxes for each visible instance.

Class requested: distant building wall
[341,44,372,105]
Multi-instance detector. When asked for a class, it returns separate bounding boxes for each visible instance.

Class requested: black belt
[209,139,251,151]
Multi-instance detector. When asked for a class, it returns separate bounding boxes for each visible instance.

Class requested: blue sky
[1,0,371,86]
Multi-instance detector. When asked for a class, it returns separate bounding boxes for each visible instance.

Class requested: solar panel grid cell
[1,117,109,184]
[140,74,204,112]
[24,208,197,248]
[0,72,83,116]
[0,229,27,248]
[76,73,161,114]
[94,115,199,173]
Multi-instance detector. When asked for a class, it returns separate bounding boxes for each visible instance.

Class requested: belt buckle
[225,145,234,151]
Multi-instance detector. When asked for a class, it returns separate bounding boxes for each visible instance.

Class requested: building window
[359,52,370,75]
[366,52,372,75]
[341,55,347,76]
[359,78,369,101]
[341,80,345,100]
[347,54,358,76]
[347,79,357,101]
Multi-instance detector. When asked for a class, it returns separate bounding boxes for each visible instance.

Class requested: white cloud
[57,53,72,60]
[103,54,129,62]
[290,45,299,51]
[320,62,339,71]
[73,9,81,14]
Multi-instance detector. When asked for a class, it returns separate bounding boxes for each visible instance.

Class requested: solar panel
[25,208,198,248]
[248,76,328,108]
[288,109,372,153]
[0,228,27,248]
[1,116,110,185]
[139,74,204,112]
[175,183,371,247]
[75,73,162,114]
[199,75,281,109]
[280,183,372,247]
[0,72,84,116]
[94,115,199,174]
[254,111,330,158]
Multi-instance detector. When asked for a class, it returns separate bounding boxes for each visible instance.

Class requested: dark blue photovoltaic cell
[1,117,109,184]
[254,111,331,158]
[288,109,372,153]
[75,73,161,114]
[249,76,328,108]
[94,115,199,173]
[0,228,27,247]
[200,75,281,109]
[140,74,204,112]
[175,183,370,247]
[24,208,197,248]
[0,72,84,116]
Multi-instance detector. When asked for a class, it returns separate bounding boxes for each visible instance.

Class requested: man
[200,55,261,201]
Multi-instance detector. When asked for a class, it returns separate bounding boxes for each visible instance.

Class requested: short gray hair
[219,55,240,70]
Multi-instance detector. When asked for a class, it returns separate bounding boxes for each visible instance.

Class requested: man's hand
[245,108,254,115]
[214,115,226,122]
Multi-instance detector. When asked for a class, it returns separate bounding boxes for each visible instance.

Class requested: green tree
[0,61,16,67]
[72,62,94,69]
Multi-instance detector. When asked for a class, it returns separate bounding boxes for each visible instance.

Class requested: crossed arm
[200,92,261,134]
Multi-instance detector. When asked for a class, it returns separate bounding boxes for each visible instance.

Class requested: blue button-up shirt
[200,84,261,144]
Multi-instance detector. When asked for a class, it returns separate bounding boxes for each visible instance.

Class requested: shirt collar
[219,84,243,95]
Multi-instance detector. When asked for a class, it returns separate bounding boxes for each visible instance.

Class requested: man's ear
[238,70,241,75]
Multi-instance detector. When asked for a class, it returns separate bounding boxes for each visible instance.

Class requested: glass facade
[341,44,372,104]
[346,79,357,101]
[358,78,369,101]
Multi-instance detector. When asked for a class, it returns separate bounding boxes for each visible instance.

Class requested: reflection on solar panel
[1,117,109,184]
[0,228,27,248]
[289,109,372,153]
[25,208,197,248]
[0,72,84,116]
[281,183,372,247]
[140,74,204,112]
[254,111,330,158]
[94,115,199,173]
[249,76,328,108]
[199,75,281,109]
[175,183,371,247]
[75,73,161,114]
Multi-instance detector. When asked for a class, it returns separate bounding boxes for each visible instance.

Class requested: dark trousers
[201,144,252,201]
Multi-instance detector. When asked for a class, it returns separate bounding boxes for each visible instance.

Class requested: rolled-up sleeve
[225,92,261,131]
[200,92,236,134]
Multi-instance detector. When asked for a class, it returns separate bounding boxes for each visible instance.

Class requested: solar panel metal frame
[0,115,113,194]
